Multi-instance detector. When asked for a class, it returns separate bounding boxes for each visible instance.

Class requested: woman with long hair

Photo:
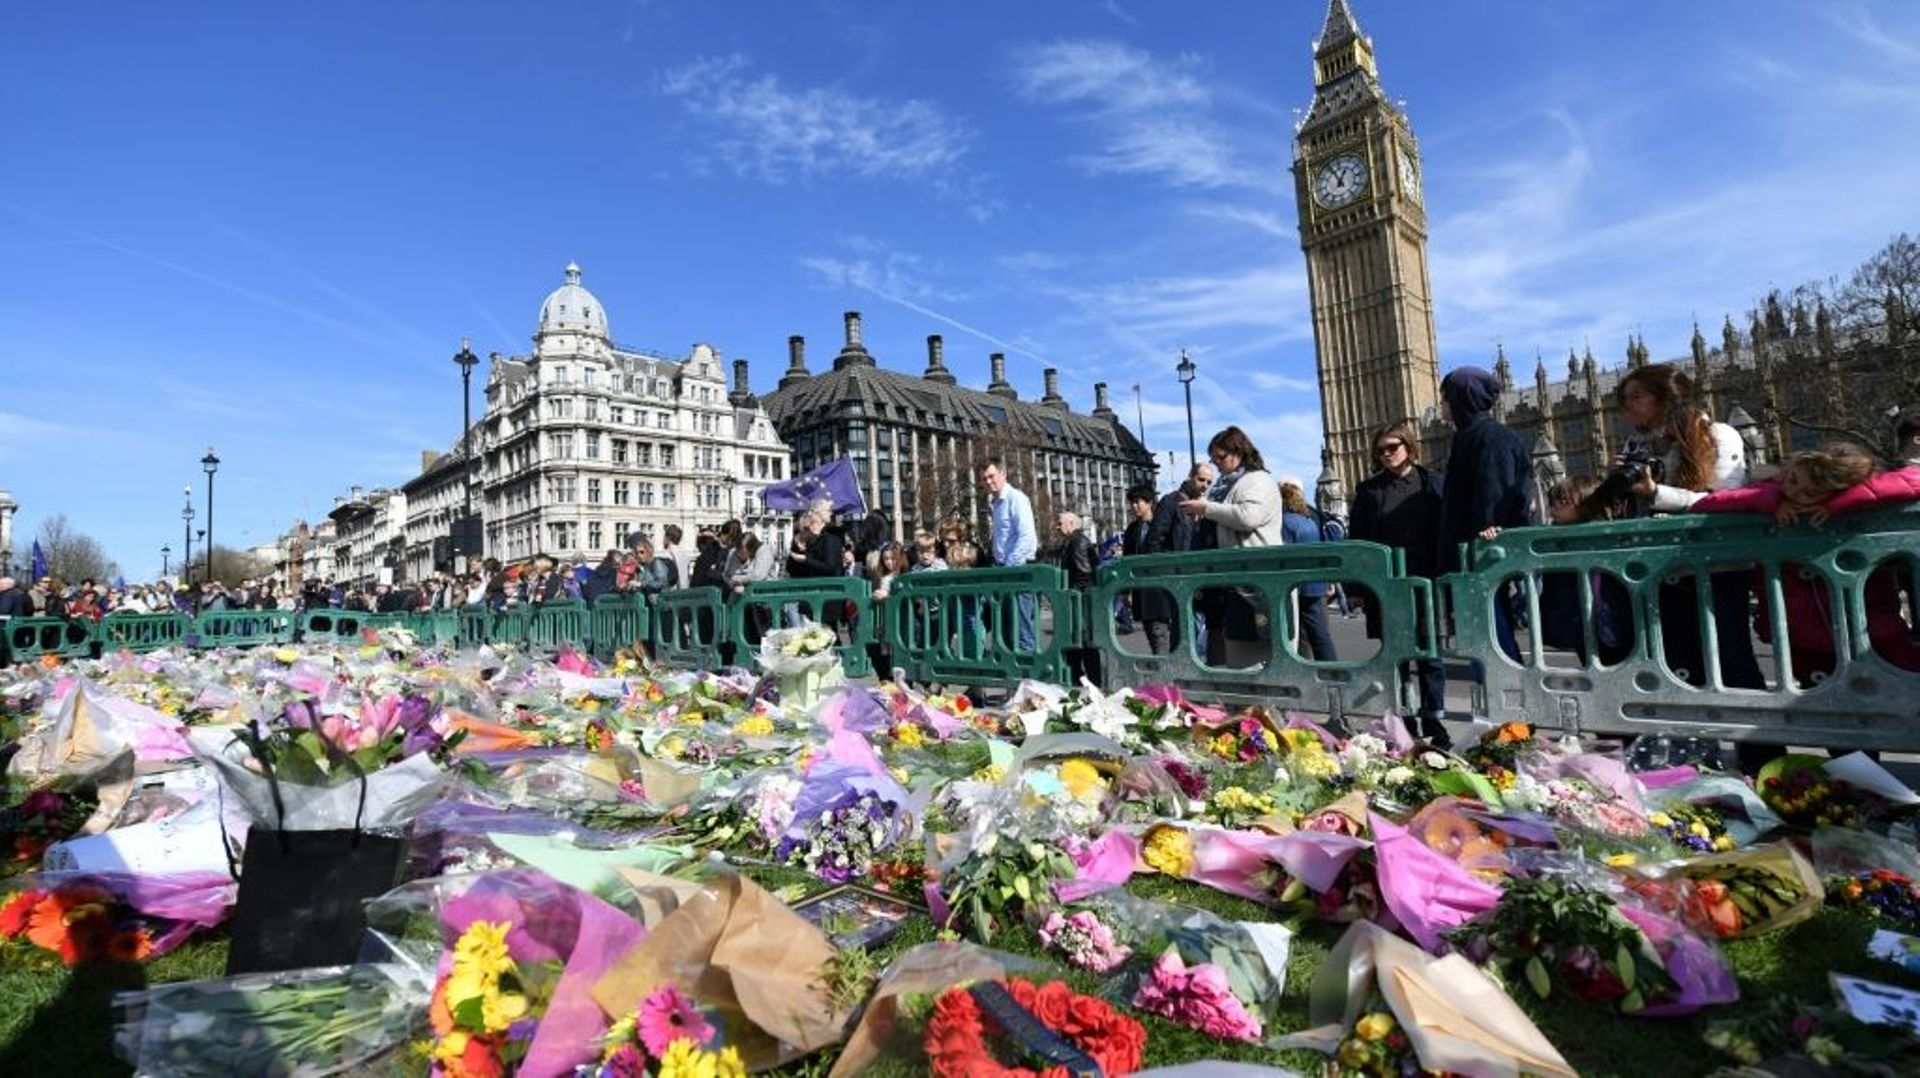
[1179,425,1283,667]
[1349,419,1451,744]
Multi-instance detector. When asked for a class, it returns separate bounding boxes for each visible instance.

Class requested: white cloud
[659,54,972,183]
[1009,39,1261,189]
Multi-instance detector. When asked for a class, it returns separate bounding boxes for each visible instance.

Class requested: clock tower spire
[1293,0,1441,490]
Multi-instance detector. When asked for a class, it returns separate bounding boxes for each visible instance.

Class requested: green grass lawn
[5,869,1916,1077]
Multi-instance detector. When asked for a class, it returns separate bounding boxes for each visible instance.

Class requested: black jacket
[1146,487,1199,554]
[1438,413,1531,573]
[791,528,845,580]
[0,588,28,619]
[1060,528,1096,590]
[690,546,728,590]
[1350,464,1446,580]
[583,562,619,602]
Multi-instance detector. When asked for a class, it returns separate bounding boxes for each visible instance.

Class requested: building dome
[538,262,608,339]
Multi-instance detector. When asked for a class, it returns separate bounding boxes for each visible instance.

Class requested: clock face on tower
[1313,154,1368,208]
[1397,147,1421,203]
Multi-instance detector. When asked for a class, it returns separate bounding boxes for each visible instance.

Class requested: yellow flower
[1647,811,1673,829]
[1208,733,1238,759]
[1713,836,1736,852]
[272,647,300,664]
[580,698,602,713]
[1141,824,1195,878]
[1214,786,1274,816]
[446,966,490,1008]
[1689,821,1710,839]
[659,737,686,760]
[889,766,910,786]
[657,1038,747,1078]
[971,763,1007,784]
[453,921,513,974]
[1278,728,1321,753]
[1058,759,1105,802]
[1605,853,1639,868]
[433,1030,471,1068]
[1262,728,1280,752]
[892,722,927,749]
[481,990,529,1033]
[735,715,774,738]
[1293,751,1339,780]
[1355,1012,1397,1041]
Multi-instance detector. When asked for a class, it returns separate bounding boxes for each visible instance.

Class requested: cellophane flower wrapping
[1620,841,1824,940]
[759,621,845,704]
[113,962,432,1078]
[188,726,449,833]
[1084,892,1290,1044]
[360,866,646,1077]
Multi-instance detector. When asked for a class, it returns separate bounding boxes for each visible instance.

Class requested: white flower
[1383,766,1415,786]
[1349,733,1389,756]
[1420,751,1450,770]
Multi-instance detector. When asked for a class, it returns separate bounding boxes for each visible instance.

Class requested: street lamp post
[452,338,480,569]
[201,449,220,584]
[182,486,195,585]
[1175,350,1197,465]
[1132,382,1147,448]
[161,545,171,577]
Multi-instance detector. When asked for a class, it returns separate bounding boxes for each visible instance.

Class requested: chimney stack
[350,485,363,502]
[834,310,875,370]
[421,450,442,472]
[924,334,956,385]
[730,358,754,405]
[1092,382,1114,418]
[1040,368,1067,409]
[987,353,1016,399]
[780,334,810,389]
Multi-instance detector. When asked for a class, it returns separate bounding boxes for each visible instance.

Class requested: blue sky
[3,0,1916,578]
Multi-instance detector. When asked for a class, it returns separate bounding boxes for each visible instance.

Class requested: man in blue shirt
[982,458,1038,651]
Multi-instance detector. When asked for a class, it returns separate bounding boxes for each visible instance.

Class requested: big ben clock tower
[1292,0,1441,489]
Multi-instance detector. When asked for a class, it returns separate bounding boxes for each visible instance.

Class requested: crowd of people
[5,370,1916,724]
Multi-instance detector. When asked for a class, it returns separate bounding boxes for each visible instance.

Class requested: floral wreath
[924,977,1146,1078]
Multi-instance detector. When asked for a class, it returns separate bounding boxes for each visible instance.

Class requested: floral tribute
[0,789,95,874]
[0,883,154,965]
[776,792,897,884]
[239,693,461,785]
[1647,804,1736,854]
[1758,756,1874,828]
[922,978,1146,1078]
[426,920,550,1077]
[1449,878,1677,1013]
[1130,946,1264,1042]
[1330,1002,1462,1077]
[1827,869,1920,931]
[1037,909,1131,973]
[591,984,743,1078]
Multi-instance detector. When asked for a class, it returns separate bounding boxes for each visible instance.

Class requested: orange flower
[106,928,153,963]
[453,1035,506,1078]
[0,890,39,937]
[1494,721,1533,744]
[429,979,456,1036]
[26,892,81,952]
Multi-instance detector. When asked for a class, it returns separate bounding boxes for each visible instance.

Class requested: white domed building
[398,263,793,578]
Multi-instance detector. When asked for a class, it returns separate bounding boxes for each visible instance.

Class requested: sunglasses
[1374,441,1406,455]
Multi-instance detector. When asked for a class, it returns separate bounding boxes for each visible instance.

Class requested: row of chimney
[761,310,1115,416]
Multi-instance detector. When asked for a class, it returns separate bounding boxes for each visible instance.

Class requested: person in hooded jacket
[1437,366,1530,665]
[1350,420,1450,741]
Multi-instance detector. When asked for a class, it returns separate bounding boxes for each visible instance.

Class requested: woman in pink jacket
[1692,443,1920,683]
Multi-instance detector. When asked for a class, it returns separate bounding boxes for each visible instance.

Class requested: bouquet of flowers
[1117,909,1287,1044]
[1328,1001,1447,1077]
[1647,803,1736,854]
[776,791,898,883]
[1,881,159,965]
[425,918,558,1075]
[1758,755,1877,828]
[1036,908,1131,973]
[1827,869,1920,931]
[0,788,96,874]
[758,623,844,708]
[1465,721,1538,773]
[587,983,746,1078]
[1449,877,1678,1013]
[1621,843,1823,940]
[936,829,1078,944]
[1704,994,1920,1071]
[921,977,1147,1078]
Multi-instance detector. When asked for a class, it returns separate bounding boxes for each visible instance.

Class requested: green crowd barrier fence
[297,608,405,643]
[526,600,589,652]
[192,609,296,648]
[589,594,651,660]
[3,617,98,661]
[1088,542,1433,722]
[1440,503,1920,750]
[100,612,193,653]
[653,587,726,671]
[728,578,875,678]
[408,610,461,647]
[880,565,1079,690]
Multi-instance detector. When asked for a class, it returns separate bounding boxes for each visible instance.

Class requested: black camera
[1580,447,1664,518]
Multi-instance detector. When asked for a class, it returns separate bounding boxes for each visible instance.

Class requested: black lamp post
[453,338,480,566]
[182,486,195,585]
[1175,350,1197,465]
[161,545,171,577]
[201,448,220,584]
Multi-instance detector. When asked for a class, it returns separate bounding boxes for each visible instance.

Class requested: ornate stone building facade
[760,312,1157,542]
[477,265,792,564]
[1293,0,1441,493]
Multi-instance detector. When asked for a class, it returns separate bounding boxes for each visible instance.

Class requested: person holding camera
[1613,364,1769,764]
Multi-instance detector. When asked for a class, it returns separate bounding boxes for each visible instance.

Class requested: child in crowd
[913,533,947,572]
[1691,442,1920,682]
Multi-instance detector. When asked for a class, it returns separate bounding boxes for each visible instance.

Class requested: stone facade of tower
[1292,0,1442,491]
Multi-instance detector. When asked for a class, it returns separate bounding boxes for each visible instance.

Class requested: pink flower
[638,985,715,1057]
[1131,947,1262,1043]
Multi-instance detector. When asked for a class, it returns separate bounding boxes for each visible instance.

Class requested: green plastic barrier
[653,587,726,671]
[409,610,460,647]
[298,608,404,643]
[457,608,494,648]
[881,565,1079,690]
[1440,503,1920,750]
[192,609,296,648]
[589,593,651,659]
[99,611,192,653]
[728,578,875,678]
[527,601,590,652]
[3,616,97,661]
[1087,542,1432,720]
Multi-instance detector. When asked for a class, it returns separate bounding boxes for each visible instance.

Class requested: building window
[612,439,628,464]
[660,445,675,468]
[587,521,602,549]
[662,484,677,507]
[553,366,571,385]
[610,405,625,424]
[586,432,601,460]
[583,368,597,389]
[656,378,669,397]
[548,476,576,503]
[656,412,672,430]
[551,432,574,458]
[699,413,714,434]
[847,427,868,448]
[636,443,653,467]
[613,480,630,505]
[614,522,629,546]
[587,478,602,504]
[585,398,600,421]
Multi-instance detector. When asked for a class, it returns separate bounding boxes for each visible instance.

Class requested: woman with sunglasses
[1349,420,1451,746]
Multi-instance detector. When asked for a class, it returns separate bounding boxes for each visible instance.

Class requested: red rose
[1031,981,1075,1030]
[1066,995,1112,1037]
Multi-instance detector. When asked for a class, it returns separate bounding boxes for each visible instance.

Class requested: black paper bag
[224,827,408,975]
